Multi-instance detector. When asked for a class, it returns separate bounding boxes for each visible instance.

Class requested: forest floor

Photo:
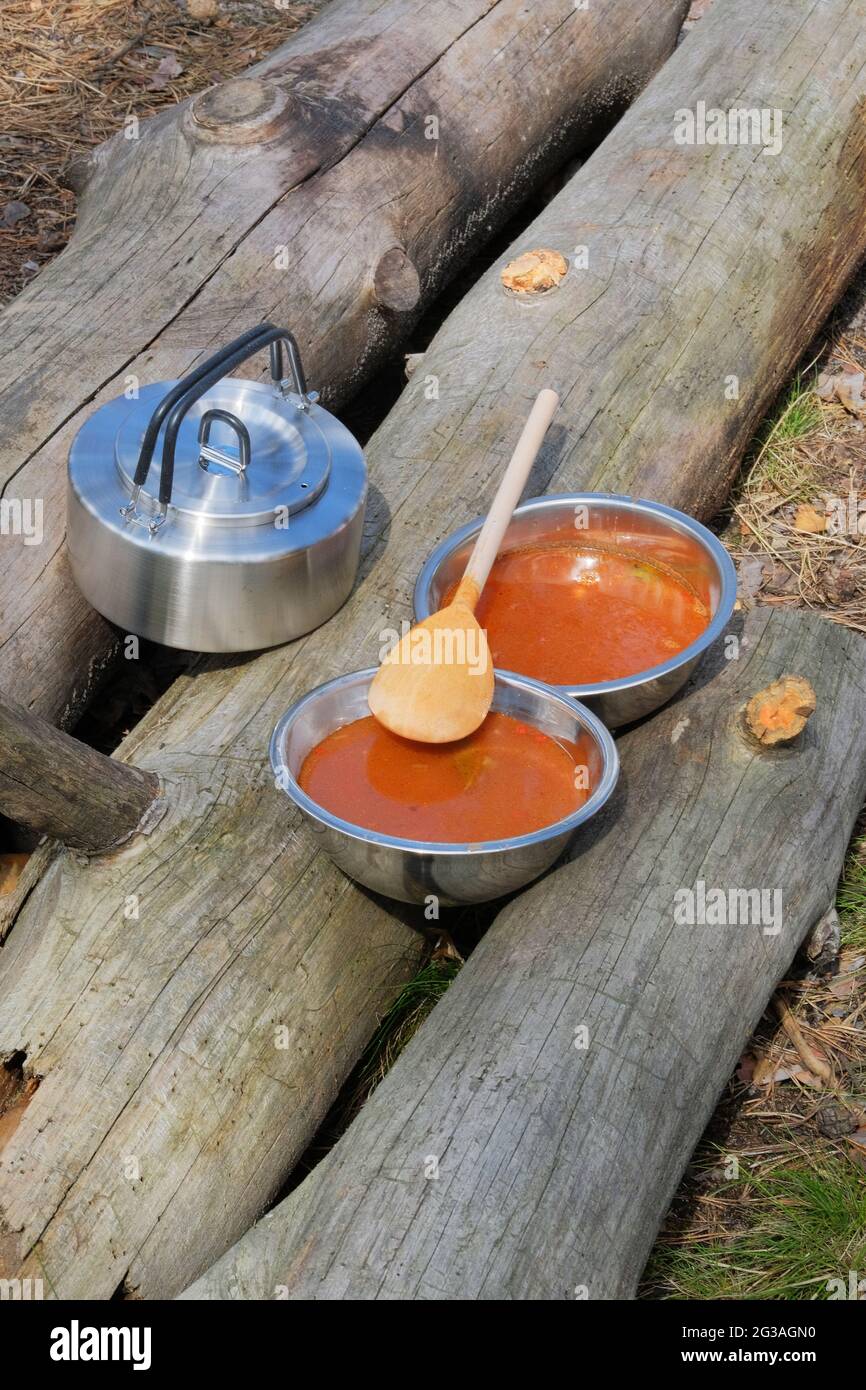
[0,0,320,303]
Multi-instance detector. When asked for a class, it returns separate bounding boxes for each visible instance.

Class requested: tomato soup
[298,711,588,843]
[446,542,709,685]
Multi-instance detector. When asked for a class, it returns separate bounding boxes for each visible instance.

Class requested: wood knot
[372,247,421,314]
[189,79,291,145]
[501,248,568,296]
[744,674,816,746]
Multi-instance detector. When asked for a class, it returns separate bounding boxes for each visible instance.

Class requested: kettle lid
[114,377,331,525]
[111,324,349,535]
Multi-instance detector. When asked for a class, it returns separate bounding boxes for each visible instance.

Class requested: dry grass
[724,330,866,633]
[0,0,316,303]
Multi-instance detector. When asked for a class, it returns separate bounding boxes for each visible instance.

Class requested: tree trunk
[0,0,688,728]
[2,0,865,1300]
[0,694,159,852]
[182,605,866,1300]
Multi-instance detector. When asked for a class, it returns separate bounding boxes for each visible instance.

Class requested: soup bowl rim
[269,667,619,857]
[412,491,737,700]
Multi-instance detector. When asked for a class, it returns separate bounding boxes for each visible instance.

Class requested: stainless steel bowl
[270,669,619,905]
[414,494,737,728]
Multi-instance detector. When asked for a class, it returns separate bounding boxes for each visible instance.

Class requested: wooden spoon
[368,388,559,743]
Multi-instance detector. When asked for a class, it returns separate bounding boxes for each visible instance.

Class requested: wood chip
[773,994,832,1084]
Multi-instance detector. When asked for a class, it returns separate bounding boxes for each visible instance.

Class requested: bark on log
[0,694,159,852]
[183,606,866,1300]
[0,0,687,728]
[2,0,865,1300]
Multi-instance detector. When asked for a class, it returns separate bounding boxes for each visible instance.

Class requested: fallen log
[0,0,688,727]
[0,694,159,852]
[183,605,866,1300]
[2,0,865,1299]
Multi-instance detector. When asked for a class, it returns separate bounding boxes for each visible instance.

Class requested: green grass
[646,1158,866,1300]
[352,957,462,1100]
[746,375,824,500]
[837,835,866,952]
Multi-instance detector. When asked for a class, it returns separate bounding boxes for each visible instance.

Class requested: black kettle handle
[157,326,308,509]
[129,324,310,514]
[132,323,275,490]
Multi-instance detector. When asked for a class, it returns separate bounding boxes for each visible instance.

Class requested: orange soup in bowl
[446,541,709,685]
[298,711,589,843]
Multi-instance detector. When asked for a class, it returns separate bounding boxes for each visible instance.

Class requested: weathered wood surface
[0,0,687,728]
[2,0,864,1300]
[0,694,159,851]
[183,606,866,1300]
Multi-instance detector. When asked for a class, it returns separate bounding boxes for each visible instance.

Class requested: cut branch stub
[373,247,422,314]
[744,674,817,746]
[0,692,159,852]
[501,247,568,294]
[188,79,292,144]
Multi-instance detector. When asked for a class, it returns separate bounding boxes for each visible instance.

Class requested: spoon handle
[454,387,559,610]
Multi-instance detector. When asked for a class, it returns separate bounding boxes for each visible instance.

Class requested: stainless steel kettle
[67,323,366,652]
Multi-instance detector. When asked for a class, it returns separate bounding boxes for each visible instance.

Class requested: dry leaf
[147,53,184,90]
[187,0,218,16]
[2,200,30,227]
[787,1065,824,1088]
[793,503,826,533]
[816,370,866,414]
[756,1063,822,1088]
[736,553,766,601]
[501,248,568,294]
[828,975,856,1000]
[823,568,860,606]
[736,1052,757,1083]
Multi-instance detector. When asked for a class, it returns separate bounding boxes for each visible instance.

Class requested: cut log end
[0,693,161,853]
[744,674,817,746]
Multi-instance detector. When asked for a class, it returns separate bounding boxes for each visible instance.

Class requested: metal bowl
[414,494,737,728]
[270,669,619,905]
